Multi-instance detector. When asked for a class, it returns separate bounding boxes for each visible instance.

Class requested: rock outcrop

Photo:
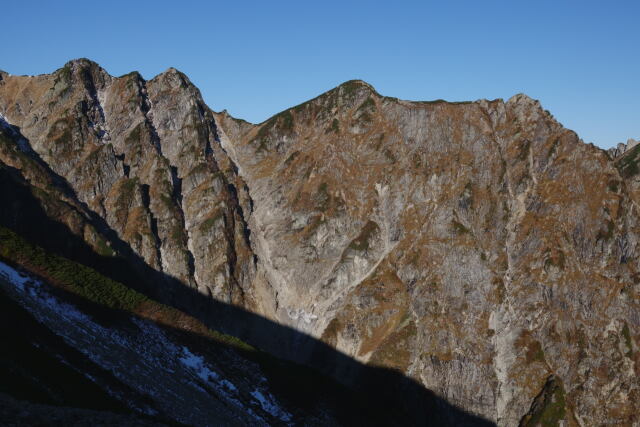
[608,138,639,158]
[1,60,638,426]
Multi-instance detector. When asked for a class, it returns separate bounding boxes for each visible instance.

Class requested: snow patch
[21,279,91,323]
[178,347,262,419]
[250,389,293,423]
[179,347,221,382]
[0,262,31,291]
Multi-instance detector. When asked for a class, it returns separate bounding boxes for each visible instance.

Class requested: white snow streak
[0,262,30,290]
[250,389,293,422]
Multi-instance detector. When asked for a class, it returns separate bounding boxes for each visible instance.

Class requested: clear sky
[3,1,638,148]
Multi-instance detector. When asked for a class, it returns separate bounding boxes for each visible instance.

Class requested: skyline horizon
[3,1,638,149]
[2,57,636,150]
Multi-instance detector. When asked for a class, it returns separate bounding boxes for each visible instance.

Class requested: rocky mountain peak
[335,79,378,95]
[506,92,537,105]
[152,66,194,89]
[60,58,110,82]
[0,60,638,426]
[504,92,550,124]
[63,57,102,69]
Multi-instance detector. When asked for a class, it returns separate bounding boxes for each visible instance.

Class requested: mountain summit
[0,59,638,426]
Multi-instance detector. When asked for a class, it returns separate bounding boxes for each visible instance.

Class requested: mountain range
[0,58,638,426]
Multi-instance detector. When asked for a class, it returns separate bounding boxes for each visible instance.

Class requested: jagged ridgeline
[0,59,638,426]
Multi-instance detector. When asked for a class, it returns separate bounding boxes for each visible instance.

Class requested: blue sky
[3,1,638,148]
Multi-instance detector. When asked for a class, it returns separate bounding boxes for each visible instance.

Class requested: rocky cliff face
[1,60,638,426]
[0,60,255,306]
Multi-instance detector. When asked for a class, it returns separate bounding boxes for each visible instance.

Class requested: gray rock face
[0,59,255,307]
[1,63,638,426]
[608,138,639,158]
